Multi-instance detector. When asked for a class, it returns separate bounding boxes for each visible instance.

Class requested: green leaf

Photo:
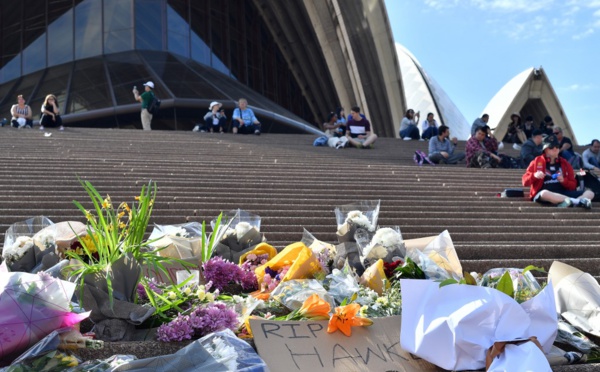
[496,271,515,298]
[463,271,478,286]
[439,278,459,288]
[522,265,546,275]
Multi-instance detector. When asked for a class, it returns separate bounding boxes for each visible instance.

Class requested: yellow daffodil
[120,202,131,212]
[297,294,331,320]
[80,235,97,254]
[327,303,373,337]
[119,221,126,229]
[102,196,112,209]
[61,355,78,367]
[117,211,125,219]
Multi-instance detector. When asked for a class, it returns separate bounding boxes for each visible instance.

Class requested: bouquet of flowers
[2,216,56,272]
[355,226,406,267]
[300,229,336,275]
[333,200,380,274]
[211,209,266,263]
[147,222,206,259]
[479,267,543,303]
[0,263,90,363]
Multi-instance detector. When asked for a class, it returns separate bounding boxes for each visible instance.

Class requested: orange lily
[297,294,331,320]
[327,303,373,337]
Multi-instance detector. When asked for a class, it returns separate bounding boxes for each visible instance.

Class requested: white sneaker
[513,143,521,150]
[419,138,425,141]
[192,125,200,132]
[498,142,504,150]
[403,137,412,141]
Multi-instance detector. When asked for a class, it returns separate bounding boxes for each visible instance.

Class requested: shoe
[59,126,64,131]
[39,126,44,130]
[403,137,412,141]
[498,142,504,150]
[512,143,521,150]
[419,138,425,141]
[414,151,423,166]
[557,199,573,208]
[200,129,207,133]
[578,198,592,209]
[335,142,343,150]
[254,129,261,135]
[192,125,200,132]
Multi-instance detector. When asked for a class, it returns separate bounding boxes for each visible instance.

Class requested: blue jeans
[422,126,438,140]
[400,126,420,140]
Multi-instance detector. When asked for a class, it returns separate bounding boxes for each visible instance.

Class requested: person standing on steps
[133,81,155,131]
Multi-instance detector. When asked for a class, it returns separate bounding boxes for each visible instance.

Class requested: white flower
[3,236,35,261]
[372,228,401,248]
[167,291,177,300]
[170,226,189,238]
[234,222,253,241]
[232,295,244,303]
[183,287,192,296]
[36,231,56,250]
[345,210,373,230]
[376,296,389,306]
[204,337,238,371]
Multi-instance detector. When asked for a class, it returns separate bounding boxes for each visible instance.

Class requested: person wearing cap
[523,115,536,139]
[582,139,600,173]
[200,101,226,133]
[133,81,155,130]
[232,98,261,135]
[520,129,544,167]
[522,135,594,208]
[539,115,554,136]
[503,112,527,150]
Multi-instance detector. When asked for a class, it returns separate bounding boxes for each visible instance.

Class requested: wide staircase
[1,127,599,279]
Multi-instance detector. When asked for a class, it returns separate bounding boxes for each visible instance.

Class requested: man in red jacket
[522,135,594,208]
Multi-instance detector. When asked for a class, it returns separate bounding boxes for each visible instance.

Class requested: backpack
[147,95,161,116]
[498,154,522,169]
[470,151,496,168]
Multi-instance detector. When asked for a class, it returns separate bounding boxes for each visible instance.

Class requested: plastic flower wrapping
[0,263,90,363]
[1,216,57,273]
[479,267,543,303]
[355,226,406,267]
[211,209,267,263]
[334,200,380,233]
[147,222,206,259]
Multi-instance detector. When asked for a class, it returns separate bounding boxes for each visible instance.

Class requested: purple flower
[157,314,194,342]
[264,266,278,278]
[157,302,239,342]
[203,256,258,292]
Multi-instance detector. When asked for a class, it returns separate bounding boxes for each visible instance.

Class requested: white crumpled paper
[400,279,557,371]
[549,260,600,337]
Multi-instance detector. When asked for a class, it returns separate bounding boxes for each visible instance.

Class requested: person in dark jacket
[520,129,543,167]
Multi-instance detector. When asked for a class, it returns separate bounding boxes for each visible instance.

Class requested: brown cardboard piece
[250,315,441,372]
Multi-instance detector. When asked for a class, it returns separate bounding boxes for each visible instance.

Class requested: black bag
[147,95,161,115]
[498,154,521,169]
[498,188,525,198]
[470,151,497,168]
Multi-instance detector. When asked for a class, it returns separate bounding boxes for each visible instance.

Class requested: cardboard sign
[250,316,441,372]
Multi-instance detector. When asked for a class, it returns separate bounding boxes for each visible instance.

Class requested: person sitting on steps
[522,135,593,209]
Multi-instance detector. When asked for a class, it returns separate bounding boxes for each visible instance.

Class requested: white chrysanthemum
[205,337,238,371]
[170,226,189,238]
[235,221,253,241]
[362,228,401,259]
[3,236,35,260]
[345,210,373,230]
[36,231,56,249]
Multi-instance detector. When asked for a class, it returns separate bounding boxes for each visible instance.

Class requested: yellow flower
[168,291,177,300]
[376,296,389,306]
[184,287,192,296]
[84,210,95,222]
[61,355,78,367]
[359,305,368,317]
[117,211,125,219]
[135,196,141,201]
[119,221,126,229]
[197,289,206,301]
[80,235,97,254]
[120,202,131,212]
[205,292,215,302]
[297,294,331,320]
[102,196,112,209]
[327,303,373,337]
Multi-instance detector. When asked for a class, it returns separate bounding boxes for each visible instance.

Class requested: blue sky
[385,0,600,145]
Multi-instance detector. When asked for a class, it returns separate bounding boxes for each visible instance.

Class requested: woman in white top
[10,95,33,128]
